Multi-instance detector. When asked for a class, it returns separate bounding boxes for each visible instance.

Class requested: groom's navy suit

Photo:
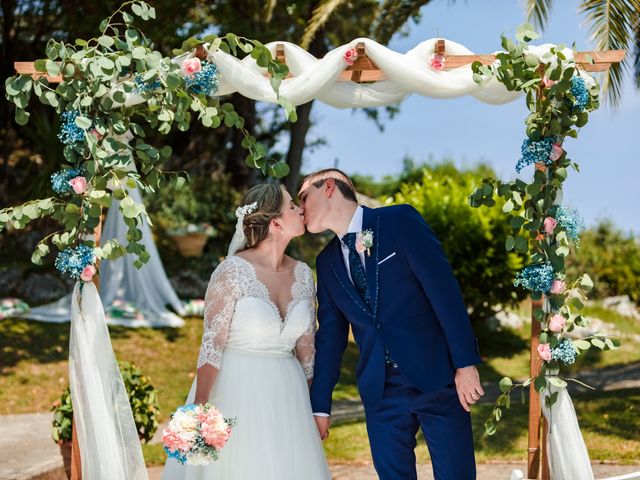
[310,204,481,480]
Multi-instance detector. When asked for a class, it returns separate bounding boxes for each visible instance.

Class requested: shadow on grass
[475,322,528,359]
[0,318,69,371]
[572,387,640,440]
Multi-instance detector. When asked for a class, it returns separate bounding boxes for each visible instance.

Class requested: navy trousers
[364,367,476,480]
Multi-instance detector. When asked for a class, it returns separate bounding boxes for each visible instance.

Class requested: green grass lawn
[1,299,639,466]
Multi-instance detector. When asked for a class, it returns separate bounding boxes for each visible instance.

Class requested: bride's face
[274,190,305,238]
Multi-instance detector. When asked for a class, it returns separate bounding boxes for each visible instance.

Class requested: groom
[299,168,484,480]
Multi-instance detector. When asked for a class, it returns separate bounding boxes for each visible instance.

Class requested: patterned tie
[343,232,397,368]
[342,233,372,309]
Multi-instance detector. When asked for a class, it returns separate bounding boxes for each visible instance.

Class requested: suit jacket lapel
[328,236,372,316]
[362,207,380,318]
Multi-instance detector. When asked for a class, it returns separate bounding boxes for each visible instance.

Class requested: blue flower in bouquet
[555,207,585,244]
[182,58,220,97]
[134,74,162,93]
[570,76,589,111]
[514,262,555,294]
[552,338,577,365]
[51,167,86,196]
[54,244,95,280]
[57,111,86,145]
[516,137,555,173]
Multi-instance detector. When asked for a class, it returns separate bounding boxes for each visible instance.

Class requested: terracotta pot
[59,441,72,479]
[169,232,209,257]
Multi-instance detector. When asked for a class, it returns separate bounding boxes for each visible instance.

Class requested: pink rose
[355,237,365,253]
[543,217,557,235]
[542,76,556,88]
[537,343,552,362]
[550,280,566,295]
[549,143,564,161]
[548,314,566,333]
[343,48,358,66]
[69,176,88,195]
[430,53,445,71]
[89,128,103,141]
[181,58,202,76]
[80,265,96,282]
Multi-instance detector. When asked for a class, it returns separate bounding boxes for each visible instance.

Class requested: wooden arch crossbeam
[15,39,625,84]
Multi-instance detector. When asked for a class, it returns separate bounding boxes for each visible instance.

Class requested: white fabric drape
[124,38,542,108]
[22,188,184,328]
[540,386,594,480]
[69,281,148,479]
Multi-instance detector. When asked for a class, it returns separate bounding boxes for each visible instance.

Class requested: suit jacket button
[375,323,382,330]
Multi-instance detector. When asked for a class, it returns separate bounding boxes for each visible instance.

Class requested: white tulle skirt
[161,349,331,480]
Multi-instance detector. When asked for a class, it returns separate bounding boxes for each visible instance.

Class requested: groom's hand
[314,415,331,441]
[455,365,484,412]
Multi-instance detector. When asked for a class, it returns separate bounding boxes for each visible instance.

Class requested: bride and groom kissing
[162,168,484,480]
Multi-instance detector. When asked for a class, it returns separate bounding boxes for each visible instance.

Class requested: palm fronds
[300,0,347,49]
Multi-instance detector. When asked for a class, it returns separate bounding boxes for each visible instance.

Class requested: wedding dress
[162,255,331,479]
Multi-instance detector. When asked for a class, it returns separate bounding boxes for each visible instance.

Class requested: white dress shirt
[338,206,366,283]
[314,206,364,418]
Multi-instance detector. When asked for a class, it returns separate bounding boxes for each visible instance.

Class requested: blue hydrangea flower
[51,167,86,196]
[165,447,187,464]
[57,111,86,145]
[570,76,589,111]
[516,137,555,173]
[555,207,585,244]
[54,244,95,279]
[514,262,555,294]
[134,74,162,93]
[552,339,577,365]
[185,61,220,97]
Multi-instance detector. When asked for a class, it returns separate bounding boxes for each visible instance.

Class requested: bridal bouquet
[163,403,236,465]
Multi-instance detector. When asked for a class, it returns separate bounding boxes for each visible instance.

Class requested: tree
[525,0,640,105]
[388,161,527,322]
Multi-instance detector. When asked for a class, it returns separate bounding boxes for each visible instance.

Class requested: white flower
[235,202,258,219]
[170,410,199,433]
[187,452,211,465]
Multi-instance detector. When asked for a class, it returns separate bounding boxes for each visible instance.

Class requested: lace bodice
[197,255,317,380]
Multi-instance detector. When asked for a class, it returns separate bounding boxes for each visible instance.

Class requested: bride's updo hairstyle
[240,183,285,248]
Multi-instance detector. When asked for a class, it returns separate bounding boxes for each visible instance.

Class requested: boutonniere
[356,230,374,256]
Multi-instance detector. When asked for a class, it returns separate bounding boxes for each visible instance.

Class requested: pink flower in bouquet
[68,176,88,194]
[543,217,557,235]
[550,280,566,295]
[199,409,231,449]
[343,48,358,66]
[548,314,566,333]
[181,58,202,76]
[163,427,196,453]
[80,265,97,282]
[355,237,365,253]
[537,343,552,361]
[430,53,445,70]
[549,143,564,161]
[542,76,556,88]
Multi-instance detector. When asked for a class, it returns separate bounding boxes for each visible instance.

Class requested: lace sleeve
[295,264,317,381]
[197,259,243,369]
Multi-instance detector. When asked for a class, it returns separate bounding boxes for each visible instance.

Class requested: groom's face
[298,179,329,234]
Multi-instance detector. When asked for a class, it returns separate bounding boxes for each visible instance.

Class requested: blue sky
[303,0,640,234]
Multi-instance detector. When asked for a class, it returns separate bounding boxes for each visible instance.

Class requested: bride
[162,183,331,479]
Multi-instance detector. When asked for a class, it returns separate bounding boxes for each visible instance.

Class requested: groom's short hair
[303,168,357,202]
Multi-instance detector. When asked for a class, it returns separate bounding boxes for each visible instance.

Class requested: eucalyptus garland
[469,24,619,435]
[2,1,291,279]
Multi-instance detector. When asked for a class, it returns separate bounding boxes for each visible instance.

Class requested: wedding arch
[3,2,624,479]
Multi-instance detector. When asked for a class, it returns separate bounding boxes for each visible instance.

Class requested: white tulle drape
[540,386,594,480]
[123,38,542,108]
[69,281,148,479]
[22,187,184,328]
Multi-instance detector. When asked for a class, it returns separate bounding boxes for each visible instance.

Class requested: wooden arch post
[14,40,624,480]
